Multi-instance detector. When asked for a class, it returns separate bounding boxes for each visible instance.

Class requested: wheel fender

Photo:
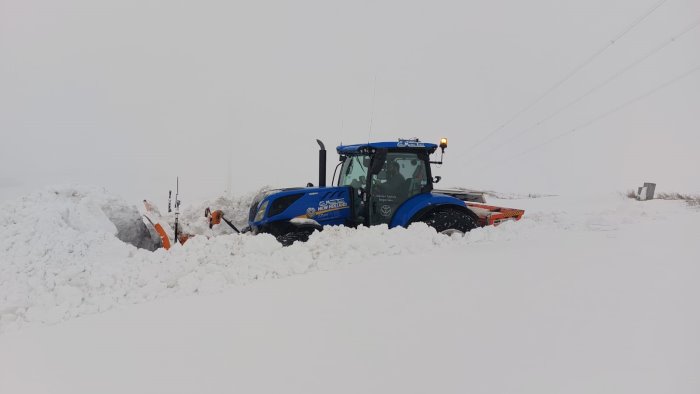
[289,217,323,232]
[260,218,322,237]
[390,193,475,228]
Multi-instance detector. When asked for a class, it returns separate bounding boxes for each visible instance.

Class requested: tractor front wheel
[276,230,313,246]
[415,208,477,235]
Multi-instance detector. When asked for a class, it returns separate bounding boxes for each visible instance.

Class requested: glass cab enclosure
[338,150,431,226]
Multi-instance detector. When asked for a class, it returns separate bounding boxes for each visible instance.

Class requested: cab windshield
[338,154,369,188]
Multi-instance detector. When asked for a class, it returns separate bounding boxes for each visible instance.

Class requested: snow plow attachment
[466,203,525,227]
[433,189,525,227]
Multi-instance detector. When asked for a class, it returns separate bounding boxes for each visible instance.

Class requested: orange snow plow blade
[154,223,172,250]
[466,203,525,227]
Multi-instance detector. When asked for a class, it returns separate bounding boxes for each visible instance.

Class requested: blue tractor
[244,138,508,245]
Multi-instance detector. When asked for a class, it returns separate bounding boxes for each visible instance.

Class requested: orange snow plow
[465,203,525,227]
[433,188,525,227]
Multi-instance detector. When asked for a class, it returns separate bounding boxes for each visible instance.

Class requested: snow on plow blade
[466,203,525,227]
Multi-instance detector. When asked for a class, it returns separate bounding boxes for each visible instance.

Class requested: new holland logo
[299,199,349,220]
[318,199,348,212]
[306,207,316,218]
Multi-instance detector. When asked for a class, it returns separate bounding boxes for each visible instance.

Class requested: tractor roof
[336,140,438,155]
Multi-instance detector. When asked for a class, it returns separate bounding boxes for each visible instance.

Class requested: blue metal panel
[251,187,352,228]
[337,141,438,155]
[389,192,468,228]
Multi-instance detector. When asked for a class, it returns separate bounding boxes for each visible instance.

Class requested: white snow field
[1,186,699,393]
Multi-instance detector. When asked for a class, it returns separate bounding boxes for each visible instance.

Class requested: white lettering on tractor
[397,140,426,148]
[318,199,348,212]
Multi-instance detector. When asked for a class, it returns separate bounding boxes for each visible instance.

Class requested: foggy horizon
[2,0,699,205]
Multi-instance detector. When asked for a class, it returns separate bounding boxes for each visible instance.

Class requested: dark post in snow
[637,182,656,201]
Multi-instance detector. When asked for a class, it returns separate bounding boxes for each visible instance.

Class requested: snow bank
[170,187,265,236]
[0,186,479,332]
[0,186,156,328]
[1,186,695,333]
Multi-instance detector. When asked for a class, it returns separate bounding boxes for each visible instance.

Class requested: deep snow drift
[0,185,526,331]
[1,185,697,334]
[1,186,699,393]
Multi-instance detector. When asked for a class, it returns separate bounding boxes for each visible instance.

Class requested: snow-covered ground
[1,187,699,393]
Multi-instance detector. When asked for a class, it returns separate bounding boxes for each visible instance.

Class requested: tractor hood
[248,186,350,226]
[248,188,302,223]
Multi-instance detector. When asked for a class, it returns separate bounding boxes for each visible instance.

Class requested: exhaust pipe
[316,139,326,187]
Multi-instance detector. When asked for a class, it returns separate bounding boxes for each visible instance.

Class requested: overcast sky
[1,0,699,205]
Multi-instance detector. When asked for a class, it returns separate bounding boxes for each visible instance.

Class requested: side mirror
[433,176,442,184]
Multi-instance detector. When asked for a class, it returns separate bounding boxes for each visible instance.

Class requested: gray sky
[1,0,699,205]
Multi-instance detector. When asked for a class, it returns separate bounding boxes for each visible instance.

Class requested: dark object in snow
[102,203,160,251]
[636,183,656,201]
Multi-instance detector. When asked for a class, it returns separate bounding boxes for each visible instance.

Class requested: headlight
[254,200,269,222]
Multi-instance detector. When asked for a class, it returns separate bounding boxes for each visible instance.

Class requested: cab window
[339,155,369,189]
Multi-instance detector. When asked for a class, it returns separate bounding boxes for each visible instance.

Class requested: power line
[464,0,669,155]
[471,63,700,172]
[468,17,700,161]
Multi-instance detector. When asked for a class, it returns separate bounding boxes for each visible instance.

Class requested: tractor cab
[336,139,444,226]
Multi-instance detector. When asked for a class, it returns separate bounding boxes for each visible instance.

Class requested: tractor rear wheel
[416,208,477,234]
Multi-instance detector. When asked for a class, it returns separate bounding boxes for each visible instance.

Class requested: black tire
[415,208,477,234]
[276,230,312,246]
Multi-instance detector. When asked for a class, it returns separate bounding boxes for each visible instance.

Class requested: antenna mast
[173,177,180,245]
[368,75,377,143]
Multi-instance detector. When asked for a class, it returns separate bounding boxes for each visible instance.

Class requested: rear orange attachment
[466,203,525,227]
